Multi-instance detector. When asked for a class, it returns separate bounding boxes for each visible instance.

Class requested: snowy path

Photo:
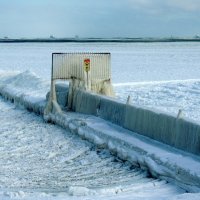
[0,97,187,199]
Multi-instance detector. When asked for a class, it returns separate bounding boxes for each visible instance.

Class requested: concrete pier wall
[68,87,200,156]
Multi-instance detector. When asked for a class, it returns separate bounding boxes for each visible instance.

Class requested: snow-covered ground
[0,42,200,199]
[0,97,192,200]
[0,73,200,200]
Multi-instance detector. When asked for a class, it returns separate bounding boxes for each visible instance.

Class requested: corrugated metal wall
[52,53,111,81]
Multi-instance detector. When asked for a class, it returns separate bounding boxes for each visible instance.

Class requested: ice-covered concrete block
[53,84,200,156]
[124,105,177,146]
[175,118,200,155]
[98,97,126,126]
[72,89,101,116]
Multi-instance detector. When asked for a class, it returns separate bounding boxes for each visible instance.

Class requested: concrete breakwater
[4,81,198,157]
[1,82,200,192]
[1,81,200,156]
[66,86,200,156]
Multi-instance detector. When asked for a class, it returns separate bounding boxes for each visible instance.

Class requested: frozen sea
[1,42,200,82]
[0,42,200,199]
[0,42,200,121]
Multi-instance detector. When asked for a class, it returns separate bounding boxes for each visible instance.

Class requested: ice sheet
[0,42,200,83]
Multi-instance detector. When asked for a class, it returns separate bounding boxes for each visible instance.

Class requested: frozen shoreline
[0,71,200,196]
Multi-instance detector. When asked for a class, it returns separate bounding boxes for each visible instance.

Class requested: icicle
[177,109,183,119]
[126,95,132,105]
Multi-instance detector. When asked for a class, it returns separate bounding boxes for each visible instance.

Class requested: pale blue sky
[0,0,200,38]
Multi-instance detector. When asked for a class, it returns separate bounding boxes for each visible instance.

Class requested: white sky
[0,0,200,38]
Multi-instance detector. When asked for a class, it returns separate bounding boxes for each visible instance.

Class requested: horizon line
[0,36,200,43]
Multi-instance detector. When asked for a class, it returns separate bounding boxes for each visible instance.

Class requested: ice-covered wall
[46,83,69,110]
[69,87,200,156]
[124,105,200,155]
[1,75,200,193]
[0,86,46,115]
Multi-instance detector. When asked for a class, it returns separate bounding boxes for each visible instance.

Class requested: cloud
[167,0,200,11]
[127,0,200,13]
